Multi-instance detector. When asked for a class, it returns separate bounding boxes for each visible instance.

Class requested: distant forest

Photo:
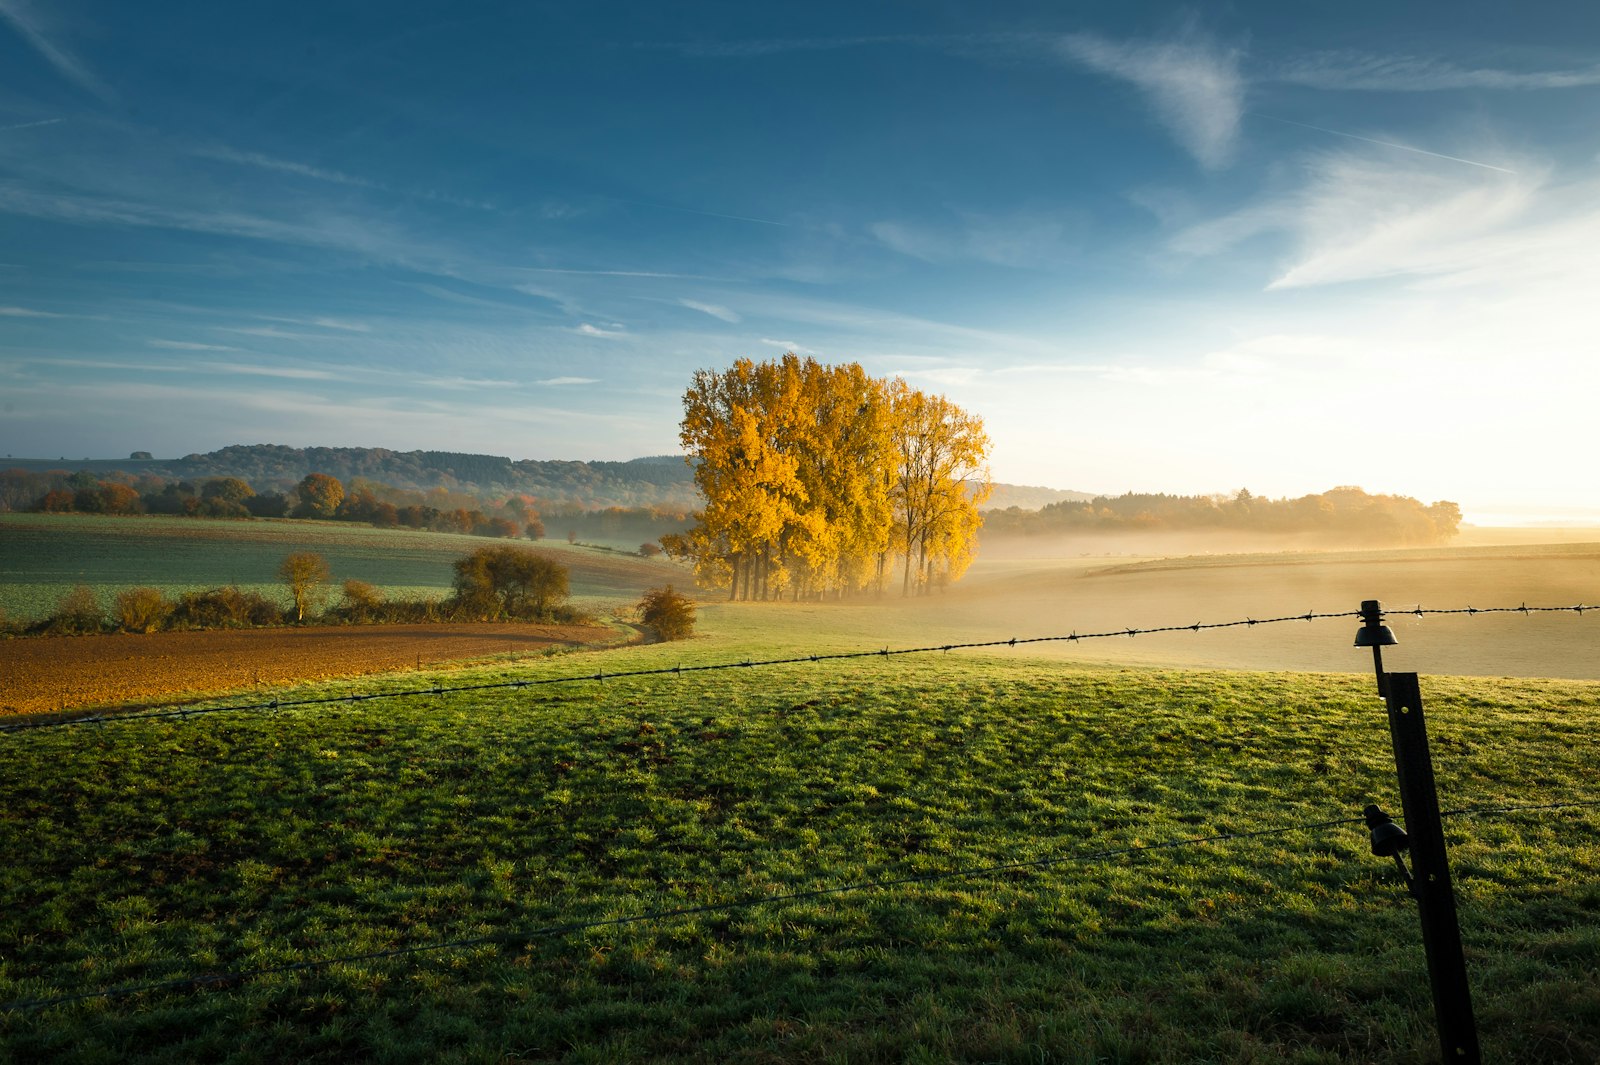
[1,446,1460,547]
[1,445,1085,513]
[982,487,1462,545]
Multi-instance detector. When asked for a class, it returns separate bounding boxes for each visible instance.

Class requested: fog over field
[711,539,1600,681]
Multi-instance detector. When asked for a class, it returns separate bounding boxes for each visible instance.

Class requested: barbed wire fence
[3,602,1595,736]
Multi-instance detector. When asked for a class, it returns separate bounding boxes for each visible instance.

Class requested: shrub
[171,587,283,629]
[46,585,105,635]
[640,542,663,557]
[451,545,569,621]
[524,517,545,539]
[639,585,695,641]
[114,587,173,633]
[479,517,522,539]
[338,579,384,623]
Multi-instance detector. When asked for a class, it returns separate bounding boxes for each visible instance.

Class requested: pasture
[1,611,1597,1062]
[0,513,681,623]
[4,518,1598,1060]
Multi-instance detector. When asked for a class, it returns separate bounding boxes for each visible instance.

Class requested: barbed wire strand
[8,796,1599,1015]
[6,601,1596,736]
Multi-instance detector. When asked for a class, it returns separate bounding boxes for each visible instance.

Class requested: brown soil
[0,622,621,716]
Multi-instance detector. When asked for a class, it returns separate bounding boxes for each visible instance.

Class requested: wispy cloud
[0,305,64,317]
[1251,113,1516,174]
[0,117,63,134]
[679,298,740,322]
[219,325,318,340]
[1171,146,1596,294]
[194,146,378,189]
[1272,52,1600,92]
[538,376,599,386]
[870,208,1081,268]
[524,267,723,280]
[21,356,332,380]
[147,339,240,351]
[575,323,626,338]
[197,145,498,211]
[1055,25,1244,168]
[201,362,337,380]
[258,315,373,333]
[417,375,521,390]
[0,0,113,101]
[0,183,426,264]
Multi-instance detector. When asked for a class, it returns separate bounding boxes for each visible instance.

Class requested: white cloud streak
[1055,27,1244,168]
[1272,52,1600,92]
[1252,113,1516,174]
[575,323,625,338]
[678,298,740,322]
[0,305,64,317]
[0,0,113,101]
[0,117,63,134]
[147,339,240,351]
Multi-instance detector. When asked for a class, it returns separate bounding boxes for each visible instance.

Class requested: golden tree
[676,356,988,600]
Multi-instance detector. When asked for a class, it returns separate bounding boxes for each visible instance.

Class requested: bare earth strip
[0,623,620,716]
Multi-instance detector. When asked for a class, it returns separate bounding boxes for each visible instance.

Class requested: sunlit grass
[2,614,1597,1062]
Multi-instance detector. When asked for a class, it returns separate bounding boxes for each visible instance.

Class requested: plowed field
[0,622,621,716]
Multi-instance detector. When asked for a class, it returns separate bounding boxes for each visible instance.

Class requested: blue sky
[2,2,1598,517]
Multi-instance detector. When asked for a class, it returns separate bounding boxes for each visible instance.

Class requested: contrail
[1251,112,1516,174]
[0,117,64,134]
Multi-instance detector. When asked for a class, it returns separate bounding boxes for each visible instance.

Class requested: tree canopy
[667,355,990,600]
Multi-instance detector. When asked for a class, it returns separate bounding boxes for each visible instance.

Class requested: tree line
[981,486,1462,545]
[1,468,696,551]
[3,445,703,508]
[665,355,991,600]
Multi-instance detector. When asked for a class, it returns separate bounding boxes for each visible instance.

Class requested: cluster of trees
[13,545,579,637]
[665,355,990,599]
[981,487,1462,545]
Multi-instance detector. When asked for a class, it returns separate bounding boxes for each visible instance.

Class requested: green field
[2,599,1598,1063]
[0,514,684,622]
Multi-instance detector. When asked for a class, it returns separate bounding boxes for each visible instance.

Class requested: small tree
[452,545,569,621]
[279,551,331,622]
[639,541,663,557]
[639,585,695,641]
[114,587,172,633]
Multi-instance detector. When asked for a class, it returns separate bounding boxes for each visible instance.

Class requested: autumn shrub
[114,587,173,633]
[639,585,695,641]
[171,587,283,629]
[639,541,663,557]
[45,585,105,635]
[336,579,385,623]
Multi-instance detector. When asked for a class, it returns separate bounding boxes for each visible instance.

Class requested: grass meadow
[0,513,680,623]
[3,597,1599,1063]
[4,516,1598,1061]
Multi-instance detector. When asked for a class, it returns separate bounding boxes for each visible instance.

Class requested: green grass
[0,513,684,621]
[2,605,1597,1063]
